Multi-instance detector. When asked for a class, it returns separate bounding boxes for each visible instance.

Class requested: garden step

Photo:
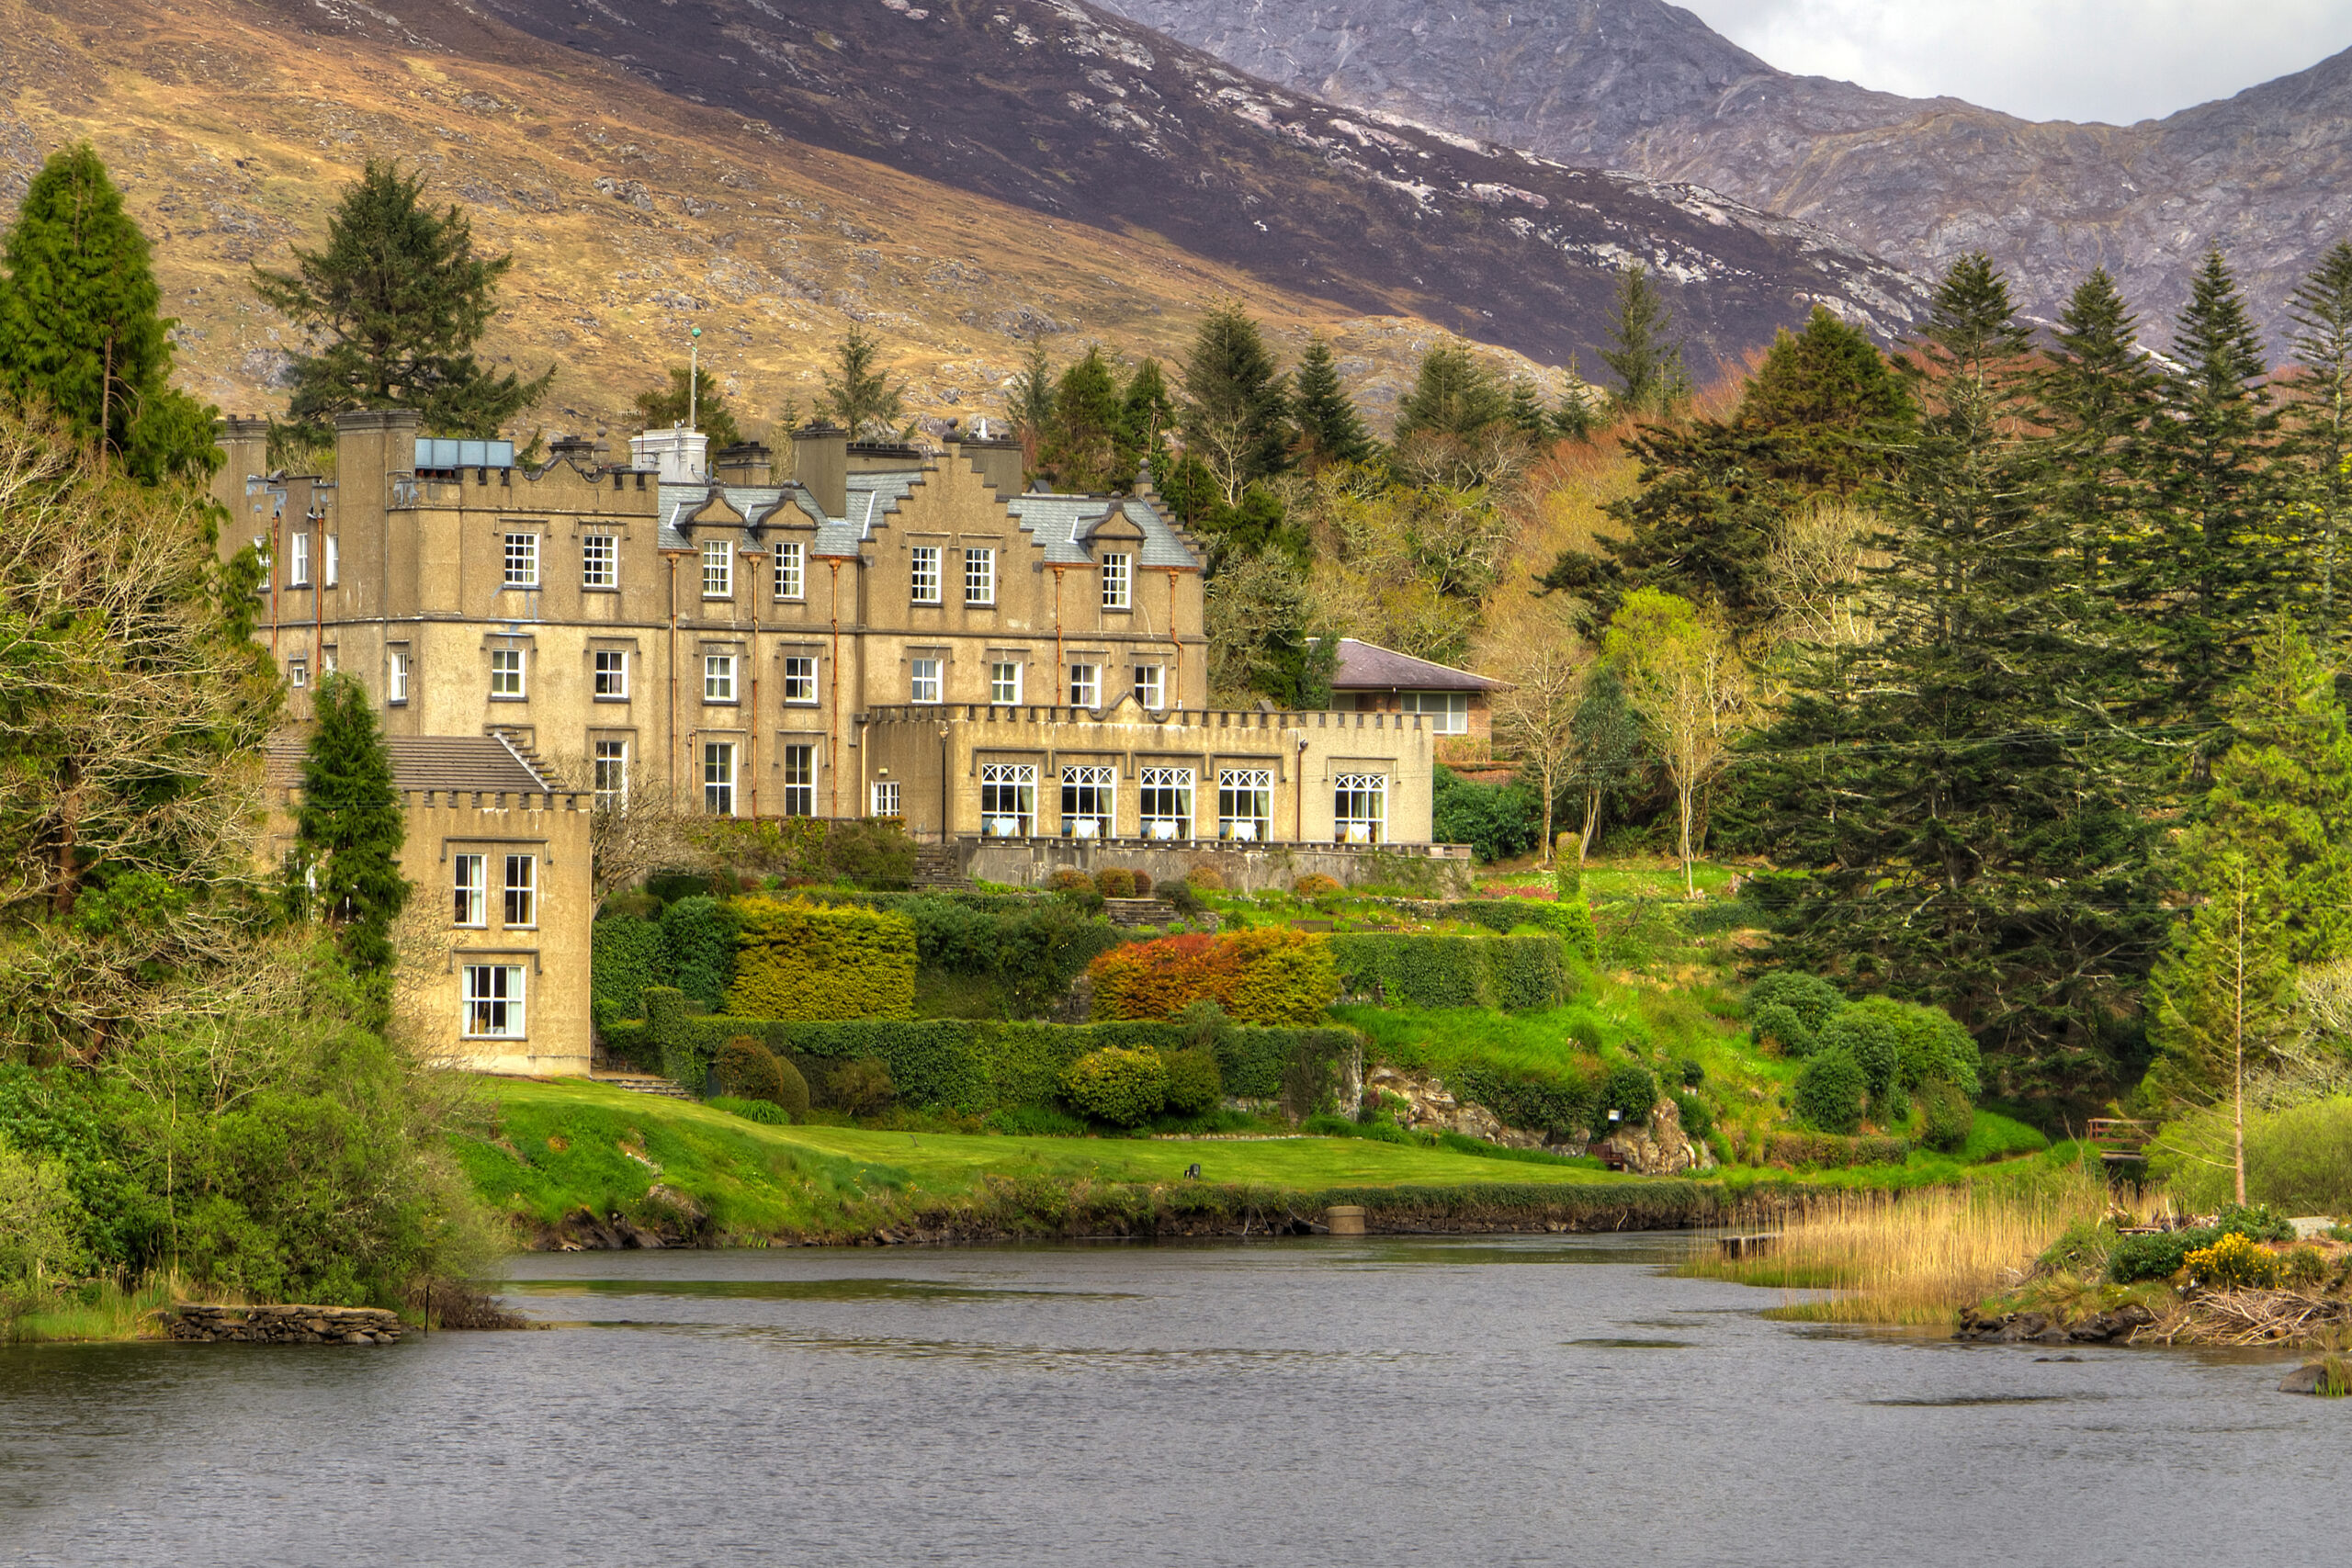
[1102,896,1179,928]
[594,1072,693,1100]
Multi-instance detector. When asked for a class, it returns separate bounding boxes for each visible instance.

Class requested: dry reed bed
[1683,1172,2113,1324]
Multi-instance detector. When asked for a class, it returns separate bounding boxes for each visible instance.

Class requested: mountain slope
[1097,0,2352,339]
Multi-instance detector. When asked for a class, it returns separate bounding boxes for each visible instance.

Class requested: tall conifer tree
[295,675,410,976]
[2286,242,2352,632]
[1290,335,1373,468]
[1395,339,1510,443]
[0,144,218,483]
[1179,304,1290,502]
[1599,265,1688,419]
[1115,357,1177,487]
[1040,344,1122,492]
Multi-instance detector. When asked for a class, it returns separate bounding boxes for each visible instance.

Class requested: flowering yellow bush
[2183,1230,2280,1290]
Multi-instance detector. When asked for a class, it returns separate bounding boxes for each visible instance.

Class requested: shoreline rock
[1952,1303,2155,1345]
[165,1303,404,1345]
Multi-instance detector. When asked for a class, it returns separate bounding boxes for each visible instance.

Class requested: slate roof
[655,466,1198,569]
[266,734,553,794]
[1328,637,1507,693]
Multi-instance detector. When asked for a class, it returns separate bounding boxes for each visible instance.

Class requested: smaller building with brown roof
[1325,638,1509,764]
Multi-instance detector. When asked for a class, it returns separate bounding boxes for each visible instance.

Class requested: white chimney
[630,427,709,484]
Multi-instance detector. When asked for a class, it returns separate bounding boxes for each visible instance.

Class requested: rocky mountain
[1096,0,2352,343]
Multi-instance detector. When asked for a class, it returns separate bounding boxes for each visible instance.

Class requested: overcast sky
[1678,0,2352,123]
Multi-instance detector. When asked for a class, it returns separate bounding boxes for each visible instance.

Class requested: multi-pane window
[702,537,733,598]
[503,854,536,927]
[703,741,736,816]
[871,781,901,818]
[593,739,628,807]
[965,547,995,605]
[490,648,525,697]
[288,659,309,689]
[323,535,339,588]
[910,545,942,604]
[1135,664,1165,709]
[773,539,804,600]
[980,762,1036,838]
[388,651,410,705]
[1069,663,1101,708]
[1100,552,1130,610]
[1400,691,1470,734]
[1334,773,1387,843]
[452,854,486,927]
[288,531,311,587]
[1139,766,1193,840]
[594,649,628,699]
[503,533,539,588]
[462,964,525,1039]
[781,744,816,818]
[784,656,817,705]
[582,534,617,590]
[1218,768,1272,842]
[704,653,737,704]
[989,660,1023,706]
[910,658,942,705]
[1061,764,1115,839]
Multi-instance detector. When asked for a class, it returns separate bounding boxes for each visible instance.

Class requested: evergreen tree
[1116,357,1178,485]
[1393,339,1510,442]
[632,363,742,448]
[0,144,218,484]
[1599,265,1689,419]
[1748,254,2166,1097]
[1179,304,1290,502]
[1040,344,1123,492]
[2285,242,2352,631]
[818,326,905,437]
[254,160,552,436]
[2148,248,2284,758]
[1733,307,1915,492]
[1009,333,1055,478]
[1506,378,1551,442]
[1552,375,1599,442]
[295,675,410,976]
[1290,335,1373,468]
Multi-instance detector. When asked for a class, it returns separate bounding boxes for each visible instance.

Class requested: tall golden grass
[1685,1170,2117,1324]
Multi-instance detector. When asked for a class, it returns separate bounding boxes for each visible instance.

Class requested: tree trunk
[1679,777,1696,899]
[51,755,83,918]
[1538,762,1555,867]
[1579,785,1601,861]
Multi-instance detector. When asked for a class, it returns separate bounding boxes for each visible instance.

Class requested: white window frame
[1100,552,1130,610]
[288,658,309,690]
[774,539,805,601]
[703,741,736,817]
[503,532,540,589]
[781,743,816,818]
[453,854,486,928]
[989,660,1023,706]
[323,534,339,588]
[582,534,617,591]
[703,653,738,705]
[910,657,942,705]
[594,649,629,700]
[593,740,628,808]
[784,655,818,705]
[981,762,1036,838]
[503,854,537,928]
[1335,773,1388,844]
[388,651,409,705]
[871,780,901,818]
[1135,664,1165,710]
[462,964,526,1040]
[1139,765,1193,841]
[910,545,942,604]
[1219,768,1272,843]
[964,547,995,605]
[702,537,733,599]
[1068,663,1101,709]
[288,531,311,588]
[1061,764,1116,840]
[490,647,526,699]
[1401,691,1470,735]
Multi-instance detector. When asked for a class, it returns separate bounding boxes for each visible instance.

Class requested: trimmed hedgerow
[590,915,668,1028]
[1160,1046,1224,1116]
[1764,1131,1911,1169]
[1328,933,1571,1012]
[1089,929,1340,1025]
[659,896,739,1011]
[726,897,917,1021]
[1451,1065,1595,1138]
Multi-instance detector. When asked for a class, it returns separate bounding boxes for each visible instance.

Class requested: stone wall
[956,838,1474,896]
[166,1304,405,1345]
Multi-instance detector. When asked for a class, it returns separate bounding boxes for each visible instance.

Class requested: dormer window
[774,539,804,601]
[1101,552,1130,610]
[702,538,732,599]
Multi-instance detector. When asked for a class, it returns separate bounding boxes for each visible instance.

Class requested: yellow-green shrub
[1062,1046,1168,1125]
[726,897,916,1021]
[1088,928,1339,1025]
[2183,1231,2280,1290]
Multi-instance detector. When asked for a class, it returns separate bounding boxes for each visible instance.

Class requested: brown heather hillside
[0,0,1925,438]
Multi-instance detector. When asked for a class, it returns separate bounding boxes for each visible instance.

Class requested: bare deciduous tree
[1603,589,1749,898]
[538,751,694,911]
[1487,598,1586,864]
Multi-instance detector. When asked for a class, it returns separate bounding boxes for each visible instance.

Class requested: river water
[2,1234,2346,1567]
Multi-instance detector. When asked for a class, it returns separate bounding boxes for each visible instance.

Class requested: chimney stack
[793,423,848,518]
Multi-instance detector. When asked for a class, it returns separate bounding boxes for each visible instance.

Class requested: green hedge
[1764,1131,1911,1169]
[1328,933,1572,1011]
[1449,1065,1595,1138]
[590,916,668,1028]
[727,897,917,1021]
[659,896,739,1011]
[637,997,1357,1121]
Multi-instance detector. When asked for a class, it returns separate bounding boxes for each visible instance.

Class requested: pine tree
[1552,375,1599,442]
[1179,304,1290,502]
[295,674,410,976]
[1393,339,1510,442]
[1599,265,1688,420]
[0,144,218,484]
[254,160,552,436]
[1506,378,1550,443]
[1290,335,1373,468]
[2285,242,2352,632]
[818,327,905,437]
[1115,357,1178,487]
[1009,333,1055,478]
[633,363,742,448]
[1040,344,1122,492]
[1733,307,1915,492]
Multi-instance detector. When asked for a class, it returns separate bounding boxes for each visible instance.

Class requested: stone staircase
[912,844,970,891]
[1102,896,1182,929]
[593,1071,693,1100]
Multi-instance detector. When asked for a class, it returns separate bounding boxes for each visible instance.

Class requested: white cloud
[1678,0,2352,123]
